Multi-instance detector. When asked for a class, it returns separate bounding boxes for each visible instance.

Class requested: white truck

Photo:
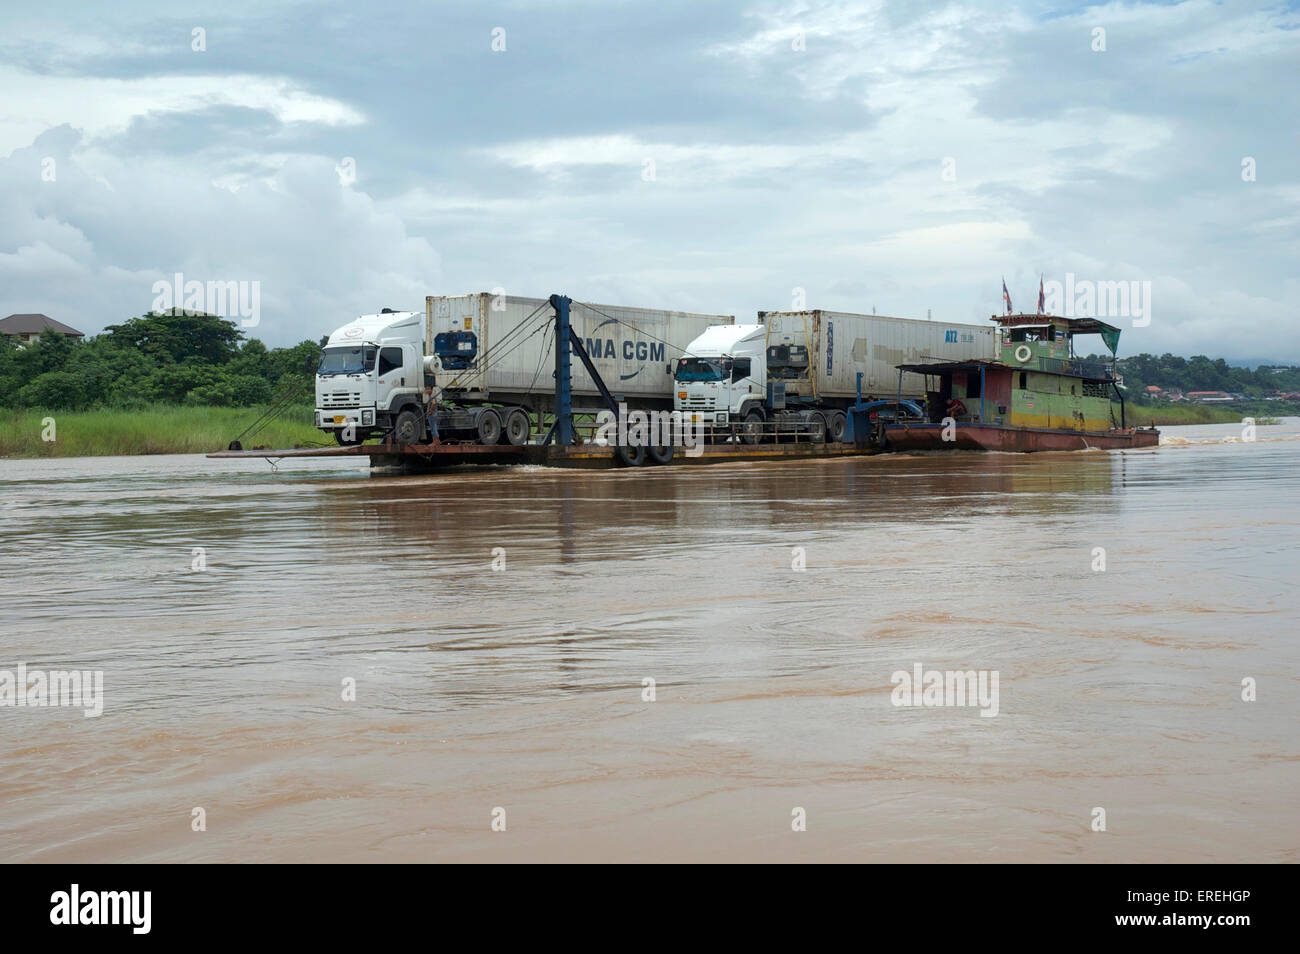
[673,310,995,442]
[315,294,733,445]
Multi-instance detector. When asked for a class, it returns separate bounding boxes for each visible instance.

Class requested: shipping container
[759,310,995,399]
[428,294,734,407]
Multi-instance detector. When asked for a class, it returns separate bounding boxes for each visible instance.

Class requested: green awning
[1099,326,1121,355]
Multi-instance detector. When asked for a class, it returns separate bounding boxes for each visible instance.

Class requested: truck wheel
[475,409,502,445]
[740,409,764,445]
[827,411,847,443]
[616,444,647,467]
[809,413,827,443]
[503,409,530,446]
[393,409,423,445]
[647,444,674,465]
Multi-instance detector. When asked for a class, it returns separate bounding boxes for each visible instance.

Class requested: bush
[184,374,272,407]
[16,370,93,410]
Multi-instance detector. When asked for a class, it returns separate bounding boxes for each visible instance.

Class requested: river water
[2,419,1297,862]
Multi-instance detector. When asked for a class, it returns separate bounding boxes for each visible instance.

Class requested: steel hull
[882,422,1160,452]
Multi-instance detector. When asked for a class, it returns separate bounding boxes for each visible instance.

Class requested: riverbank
[0,405,321,457]
[1133,404,1285,426]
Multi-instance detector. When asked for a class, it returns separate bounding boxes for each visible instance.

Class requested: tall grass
[1132,405,1245,426]
[0,405,324,458]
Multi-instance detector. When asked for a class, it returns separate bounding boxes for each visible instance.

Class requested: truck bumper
[315,408,375,429]
[676,409,730,425]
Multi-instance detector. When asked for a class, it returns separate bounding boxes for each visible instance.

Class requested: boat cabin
[895,314,1129,433]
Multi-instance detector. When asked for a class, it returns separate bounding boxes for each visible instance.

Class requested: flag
[1037,275,1045,315]
[1002,278,1012,315]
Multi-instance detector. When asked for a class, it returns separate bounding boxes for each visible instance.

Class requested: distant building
[0,313,85,344]
[1144,385,1164,398]
[1186,390,1234,403]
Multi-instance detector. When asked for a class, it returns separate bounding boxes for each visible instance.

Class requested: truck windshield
[318,346,376,376]
[675,358,729,382]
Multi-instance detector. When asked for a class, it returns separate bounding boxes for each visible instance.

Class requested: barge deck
[207,439,876,472]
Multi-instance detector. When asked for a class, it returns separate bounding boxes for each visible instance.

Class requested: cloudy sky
[1,0,1296,363]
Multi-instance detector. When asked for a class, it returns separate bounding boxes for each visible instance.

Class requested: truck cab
[673,324,767,427]
[315,309,428,444]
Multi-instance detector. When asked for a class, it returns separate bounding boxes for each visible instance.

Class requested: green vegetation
[1103,353,1300,403]
[0,405,322,458]
[1126,405,1290,427]
[0,311,320,411]
[1129,405,1242,426]
[0,311,323,457]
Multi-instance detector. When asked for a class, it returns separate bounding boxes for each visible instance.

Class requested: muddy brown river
[2,420,1297,862]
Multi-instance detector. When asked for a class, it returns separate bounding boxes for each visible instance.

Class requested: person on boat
[945,397,967,419]
[424,385,440,442]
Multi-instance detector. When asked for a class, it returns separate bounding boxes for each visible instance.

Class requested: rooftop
[0,313,85,337]
[991,313,1121,337]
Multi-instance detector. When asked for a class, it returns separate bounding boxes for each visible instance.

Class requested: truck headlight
[715,412,728,423]
[362,410,374,426]
[314,412,321,426]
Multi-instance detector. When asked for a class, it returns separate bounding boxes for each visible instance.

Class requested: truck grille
[320,391,361,408]
[681,397,715,409]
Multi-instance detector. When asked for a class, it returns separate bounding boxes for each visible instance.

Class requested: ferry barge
[881,314,1159,452]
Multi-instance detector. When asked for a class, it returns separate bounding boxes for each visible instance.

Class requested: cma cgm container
[673,310,995,442]
[314,293,732,447]
[427,293,733,406]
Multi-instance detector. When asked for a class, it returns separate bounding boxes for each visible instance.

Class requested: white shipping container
[428,294,733,402]
[760,310,995,398]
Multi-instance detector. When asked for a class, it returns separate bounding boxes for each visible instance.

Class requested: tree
[102,311,244,365]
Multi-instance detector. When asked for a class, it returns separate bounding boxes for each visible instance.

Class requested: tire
[333,430,362,447]
[503,409,530,446]
[647,444,674,465]
[392,409,423,446]
[616,443,647,467]
[475,409,502,445]
[740,409,764,445]
[808,413,827,443]
[827,410,847,443]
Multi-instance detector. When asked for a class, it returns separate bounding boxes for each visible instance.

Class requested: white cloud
[0,136,440,342]
[0,65,364,157]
